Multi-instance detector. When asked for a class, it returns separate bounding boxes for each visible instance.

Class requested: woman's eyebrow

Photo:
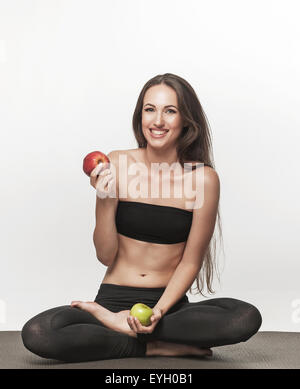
[144,103,178,109]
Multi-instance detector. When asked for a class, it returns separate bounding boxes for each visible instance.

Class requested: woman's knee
[21,317,50,358]
[246,304,263,335]
[231,302,263,343]
[21,305,69,359]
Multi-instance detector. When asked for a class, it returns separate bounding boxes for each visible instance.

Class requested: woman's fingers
[96,175,112,197]
[127,317,132,329]
[90,163,103,188]
[128,316,138,332]
[128,315,154,333]
[90,163,104,177]
[99,168,111,176]
[90,163,114,192]
[134,317,144,331]
[129,316,136,331]
[90,163,109,182]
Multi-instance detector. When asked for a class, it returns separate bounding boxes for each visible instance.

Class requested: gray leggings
[21,283,262,362]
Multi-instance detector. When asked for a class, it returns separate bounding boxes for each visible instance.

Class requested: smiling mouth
[150,128,169,134]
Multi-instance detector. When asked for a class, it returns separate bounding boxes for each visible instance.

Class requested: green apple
[130,303,153,326]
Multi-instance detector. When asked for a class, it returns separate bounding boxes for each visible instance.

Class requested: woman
[21,73,262,362]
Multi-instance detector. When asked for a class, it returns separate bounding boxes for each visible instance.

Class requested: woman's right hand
[90,162,117,199]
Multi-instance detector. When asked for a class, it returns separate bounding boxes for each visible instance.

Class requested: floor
[0,331,300,369]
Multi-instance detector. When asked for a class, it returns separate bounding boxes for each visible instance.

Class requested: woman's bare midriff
[102,234,187,287]
[101,148,198,288]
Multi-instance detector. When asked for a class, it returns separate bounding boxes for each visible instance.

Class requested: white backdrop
[0,0,299,331]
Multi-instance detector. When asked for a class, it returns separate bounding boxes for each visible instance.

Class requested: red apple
[83,150,110,177]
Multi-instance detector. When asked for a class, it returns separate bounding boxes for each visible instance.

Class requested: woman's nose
[154,113,164,126]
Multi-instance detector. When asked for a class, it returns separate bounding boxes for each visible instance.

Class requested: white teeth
[151,129,168,135]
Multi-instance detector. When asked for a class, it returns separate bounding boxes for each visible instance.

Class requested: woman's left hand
[127,306,163,334]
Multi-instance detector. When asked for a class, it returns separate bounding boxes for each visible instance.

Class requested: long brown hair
[132,73,225,297]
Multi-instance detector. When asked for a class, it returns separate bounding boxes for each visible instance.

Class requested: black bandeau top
[115,201,193,244]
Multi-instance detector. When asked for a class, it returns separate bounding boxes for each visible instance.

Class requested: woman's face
[141,84,186,150]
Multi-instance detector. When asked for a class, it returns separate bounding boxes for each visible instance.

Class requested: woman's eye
[144,108,176,114]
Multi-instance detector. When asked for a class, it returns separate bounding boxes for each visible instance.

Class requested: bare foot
[146,340,213,358]
[70,301,137,338]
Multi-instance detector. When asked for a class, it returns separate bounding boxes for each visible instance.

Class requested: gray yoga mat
[0,331,299,369]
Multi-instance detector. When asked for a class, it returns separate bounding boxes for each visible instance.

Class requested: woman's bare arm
[92,150,120,266]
